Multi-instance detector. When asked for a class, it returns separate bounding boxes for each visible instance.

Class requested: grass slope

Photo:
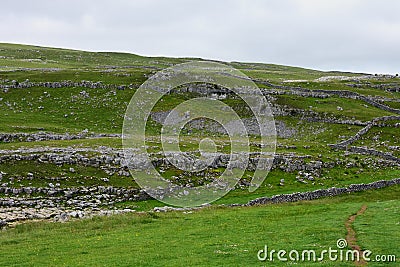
[0,186,398,266]
[0,43,399,266]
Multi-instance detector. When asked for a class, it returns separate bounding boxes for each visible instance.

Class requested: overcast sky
[1,0,399,74]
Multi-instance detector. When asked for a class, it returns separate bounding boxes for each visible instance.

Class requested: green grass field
[0,43,399,266]
[0,186,398,266]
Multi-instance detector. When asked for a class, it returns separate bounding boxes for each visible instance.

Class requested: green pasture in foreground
[0,185,398,266]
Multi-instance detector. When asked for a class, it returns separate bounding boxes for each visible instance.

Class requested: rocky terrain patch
[1,59,399,228]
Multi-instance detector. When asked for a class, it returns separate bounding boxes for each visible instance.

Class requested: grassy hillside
[0,186,398,266]
[0,43,399,266]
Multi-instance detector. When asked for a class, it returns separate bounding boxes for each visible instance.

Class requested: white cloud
[0,0,399,74]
